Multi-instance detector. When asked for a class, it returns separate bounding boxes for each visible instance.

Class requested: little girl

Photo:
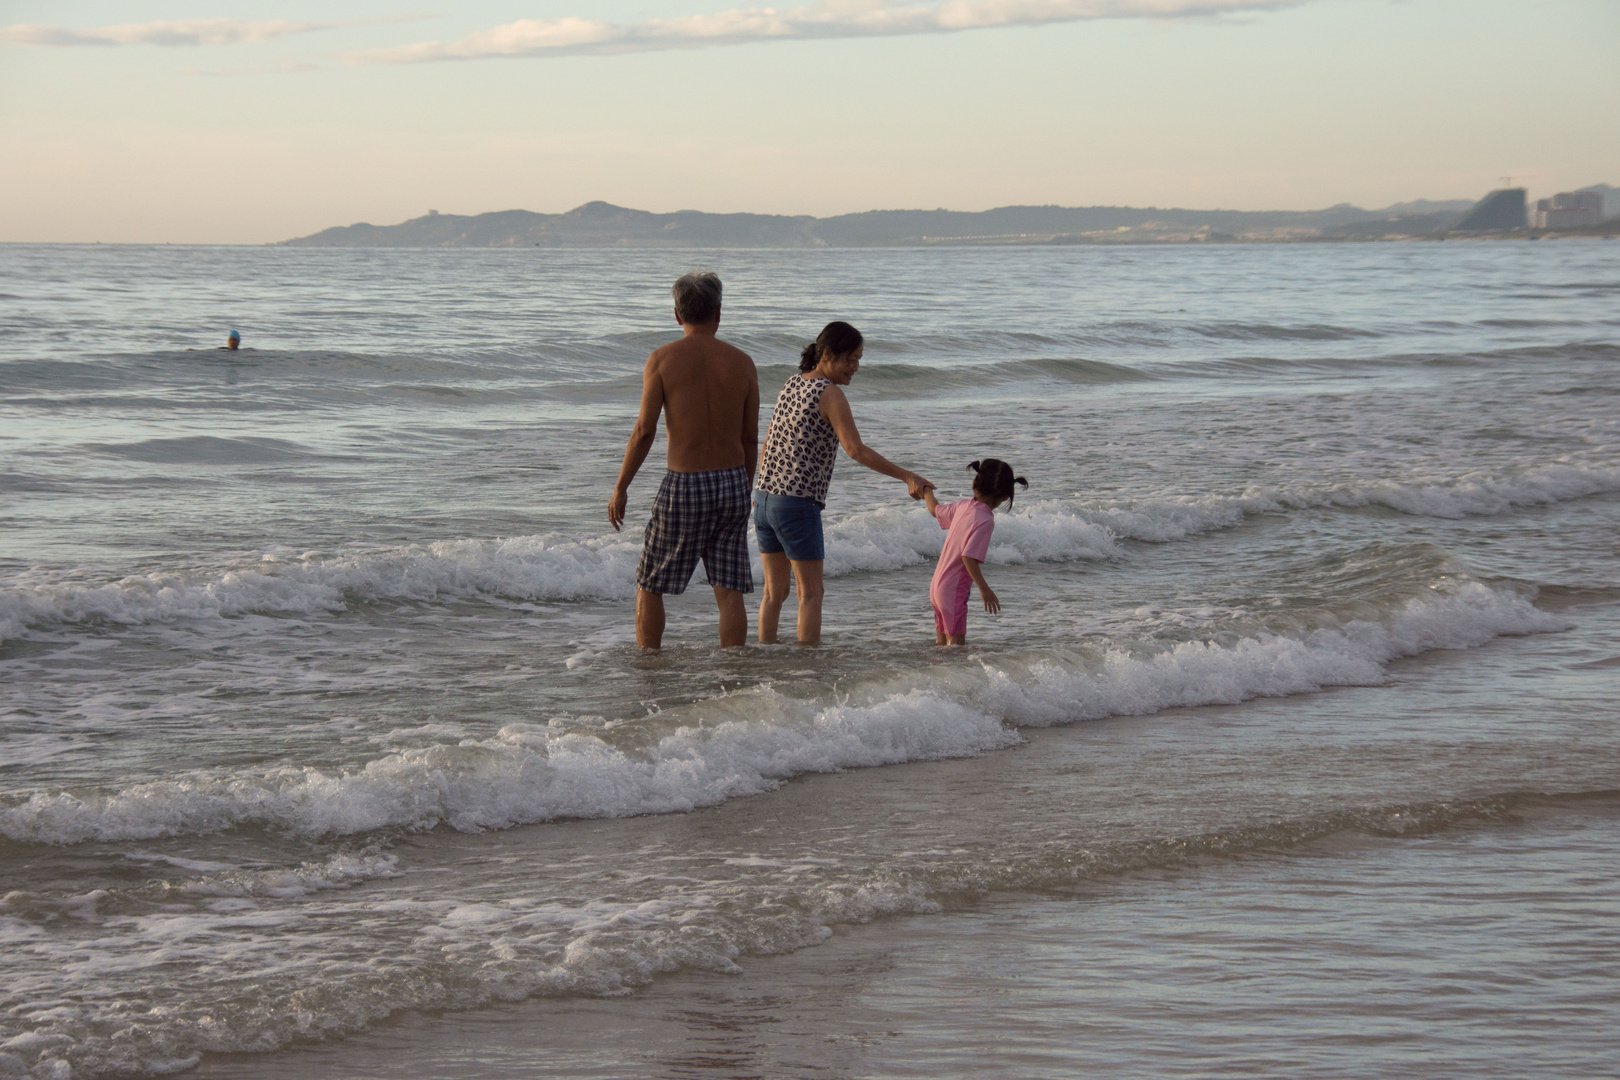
[923,459,1028,645]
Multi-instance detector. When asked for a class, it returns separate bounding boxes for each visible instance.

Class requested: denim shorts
[753,491,825,562]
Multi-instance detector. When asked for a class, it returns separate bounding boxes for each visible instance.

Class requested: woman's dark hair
[969,459,1028,509]
[800,320,864,373]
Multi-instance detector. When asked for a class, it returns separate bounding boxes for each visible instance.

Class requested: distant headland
[282,185,1618,248]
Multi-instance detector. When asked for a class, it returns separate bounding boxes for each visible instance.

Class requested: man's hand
[608,486,629,532]
[906,473,934,500]
[981,585,1000,615]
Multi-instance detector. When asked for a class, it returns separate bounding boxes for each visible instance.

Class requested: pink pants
[931,572,972,637]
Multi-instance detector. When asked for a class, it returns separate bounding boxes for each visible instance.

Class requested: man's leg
[758,552,791,643]
[790,559,825,645]
[636,588,666,649]
[713,586,747,648]
[701,472,755,649]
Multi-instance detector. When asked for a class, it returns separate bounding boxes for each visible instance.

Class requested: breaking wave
[1,581,1566,846]
[1,460,1613,642]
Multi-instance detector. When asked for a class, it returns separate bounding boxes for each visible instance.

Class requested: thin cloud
[347,0,1300,65]
[182,59,327,77]
[1,15,435,49]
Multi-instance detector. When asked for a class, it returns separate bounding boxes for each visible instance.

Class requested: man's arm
[609,357,665,532]
[741,362,759,485]
[819,384,932,498]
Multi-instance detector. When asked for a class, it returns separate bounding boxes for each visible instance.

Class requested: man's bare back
[647,331,759,475]
[608,321,759,535]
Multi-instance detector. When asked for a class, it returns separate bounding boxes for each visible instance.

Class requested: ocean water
[1,241,1617,1079]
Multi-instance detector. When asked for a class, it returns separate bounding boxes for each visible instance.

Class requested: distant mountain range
[281,189,1615,248]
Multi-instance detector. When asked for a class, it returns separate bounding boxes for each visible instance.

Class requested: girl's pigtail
[967,460,981,473]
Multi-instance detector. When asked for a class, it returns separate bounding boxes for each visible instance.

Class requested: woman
[753,321,933,645]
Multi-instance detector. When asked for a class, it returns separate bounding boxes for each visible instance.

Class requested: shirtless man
[609,272,759,649]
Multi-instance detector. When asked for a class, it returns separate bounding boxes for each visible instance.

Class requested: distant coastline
[281,189,1619,248]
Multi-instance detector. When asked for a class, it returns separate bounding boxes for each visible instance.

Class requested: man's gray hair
[672,271,722,325]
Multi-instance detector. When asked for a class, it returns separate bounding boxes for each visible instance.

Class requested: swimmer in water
[224,330,241,350]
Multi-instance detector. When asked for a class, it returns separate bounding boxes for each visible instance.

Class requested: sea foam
[0,582,1565,846]
[2,460,1612,643]
[0,507,1118,642]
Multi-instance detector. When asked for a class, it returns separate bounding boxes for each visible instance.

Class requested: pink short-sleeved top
[931,498,996,594]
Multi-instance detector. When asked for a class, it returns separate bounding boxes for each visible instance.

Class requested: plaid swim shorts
[635,467,754,595]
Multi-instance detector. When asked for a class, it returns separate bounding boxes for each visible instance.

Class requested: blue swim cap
[228,330,241,341]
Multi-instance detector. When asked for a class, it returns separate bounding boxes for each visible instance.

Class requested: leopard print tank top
[755,376,840,506]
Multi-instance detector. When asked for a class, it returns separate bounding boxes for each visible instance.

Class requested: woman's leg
[758,552,791,643]
[790,559,825,645]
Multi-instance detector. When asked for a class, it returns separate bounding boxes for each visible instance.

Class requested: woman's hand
[980,586,1000,615]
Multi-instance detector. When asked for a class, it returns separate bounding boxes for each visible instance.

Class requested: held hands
[905,473,935,500]
[981,586,1001,615]
[608,487,628,532]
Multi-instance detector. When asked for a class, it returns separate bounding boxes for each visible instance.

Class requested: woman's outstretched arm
[819,384,932,497]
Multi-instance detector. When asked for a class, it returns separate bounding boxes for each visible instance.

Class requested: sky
[1,0,1617,243]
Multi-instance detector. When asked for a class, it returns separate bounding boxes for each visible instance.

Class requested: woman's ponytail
[799,341,820,373]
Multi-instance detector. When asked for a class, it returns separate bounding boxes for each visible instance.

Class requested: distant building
[1581,184,1620,219]
[1533,190,1605,229]
[1453,188,1528,231]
